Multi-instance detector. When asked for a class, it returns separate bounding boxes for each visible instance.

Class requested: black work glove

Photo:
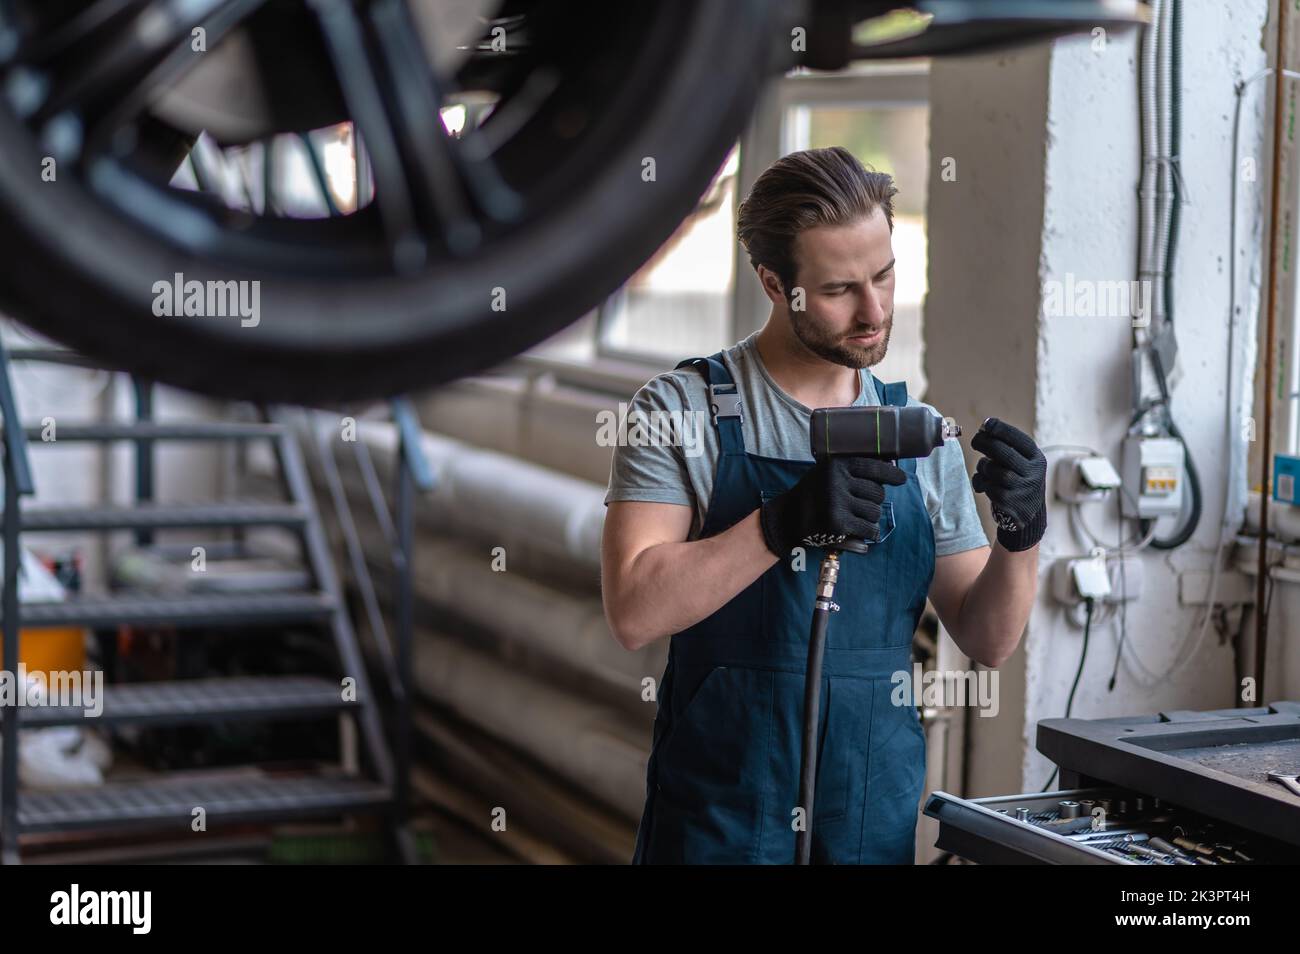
[970,417,1047,552]
[759,456,908,558]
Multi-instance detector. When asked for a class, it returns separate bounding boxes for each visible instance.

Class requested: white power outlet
[1051,554,1113,604]
[1054,454,1121,503]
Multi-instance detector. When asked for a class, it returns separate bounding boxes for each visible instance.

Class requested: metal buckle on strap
[708,384,742,425]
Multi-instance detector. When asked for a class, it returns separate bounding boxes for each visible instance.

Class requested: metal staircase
[0,341,408,864]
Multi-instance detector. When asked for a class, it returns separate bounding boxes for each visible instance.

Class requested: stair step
[8,592,336,628]
[18,773,391,833]
[13,501,308,531]
[13,422,283,442]
[10,676,358,728]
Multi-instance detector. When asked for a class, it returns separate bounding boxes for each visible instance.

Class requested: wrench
[1267,771,1300,798]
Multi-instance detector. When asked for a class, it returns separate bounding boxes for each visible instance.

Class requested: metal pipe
[1257,0,1290,696]
[358,532,662,709]
[323,417,606,580]
[1152,0,1172,325]
[412,628,648,820]
[1136,0,1163,331]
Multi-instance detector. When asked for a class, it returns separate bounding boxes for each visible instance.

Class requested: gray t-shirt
[603,333,988,557]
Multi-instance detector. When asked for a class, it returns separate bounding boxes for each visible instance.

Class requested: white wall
[925,0,1272,794]
[2,323,228,590]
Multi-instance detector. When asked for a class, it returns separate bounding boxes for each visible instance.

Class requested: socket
[1051,554,1113,604]
[1054,454,1121,504]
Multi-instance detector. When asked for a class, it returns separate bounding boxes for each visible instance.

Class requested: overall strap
[871,373,909,409]
[871,373,917,474]
[675,353,745,456]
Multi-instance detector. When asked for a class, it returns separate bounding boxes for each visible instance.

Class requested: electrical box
[1121,436,1185,519]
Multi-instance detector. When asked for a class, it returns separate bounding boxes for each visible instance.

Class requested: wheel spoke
[187,133,219,193]
[300,132,341,218]
[15,0,141,66]
[310,0,422,271]
[367,0,482,254]
[262,135,278,217]
[12,0,265,173]
[401,14,526,228]
[27,0,242,122]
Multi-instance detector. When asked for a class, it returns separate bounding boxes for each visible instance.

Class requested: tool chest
[924,701,1300,865]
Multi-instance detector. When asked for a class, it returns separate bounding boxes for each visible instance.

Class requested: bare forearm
[606,510,777,650]
[953,543,1039,667]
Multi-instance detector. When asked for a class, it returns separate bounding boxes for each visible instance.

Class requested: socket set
[926,786,1297,865]
[925,702,1300,865]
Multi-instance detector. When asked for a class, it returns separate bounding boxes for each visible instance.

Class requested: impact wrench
[794,405,960,865]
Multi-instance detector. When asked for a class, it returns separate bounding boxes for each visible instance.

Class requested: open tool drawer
[924,701,1300,865]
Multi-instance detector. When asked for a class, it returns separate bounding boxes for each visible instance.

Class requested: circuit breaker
[1120,436,1185,518]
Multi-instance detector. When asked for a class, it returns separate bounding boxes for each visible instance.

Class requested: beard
[790,307,893,369]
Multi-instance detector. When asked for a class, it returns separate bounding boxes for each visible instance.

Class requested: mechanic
[600,146,1046,864]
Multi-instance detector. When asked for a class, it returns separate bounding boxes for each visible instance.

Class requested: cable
[795,587,833,866]
[1041,596,1095,792]
[1065,598,1094,721]
[1164,0,1182,329]
[1077,497,1158,554]
[1129,0,1201,551]
[1109,492,1128,690]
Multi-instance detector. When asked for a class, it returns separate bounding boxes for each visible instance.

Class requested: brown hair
[736,146,896,300]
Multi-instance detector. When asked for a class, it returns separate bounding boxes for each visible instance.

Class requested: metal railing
[309,398,434,837]
[0,338,35,863]
[0,343,420,861]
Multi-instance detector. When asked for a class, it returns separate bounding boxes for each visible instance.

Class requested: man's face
[784,208,895,369]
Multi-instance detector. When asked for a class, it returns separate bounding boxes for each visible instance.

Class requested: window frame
[506,61,931,394]
[592,149,741,367]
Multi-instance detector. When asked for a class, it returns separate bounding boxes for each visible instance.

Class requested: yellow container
[0,626,87,677]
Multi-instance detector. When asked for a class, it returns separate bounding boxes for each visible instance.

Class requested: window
[597,145,740,364]
[780,68,930,398]
[525,63,930,390]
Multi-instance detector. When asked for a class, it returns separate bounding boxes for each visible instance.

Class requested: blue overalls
[632,352,936,865]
